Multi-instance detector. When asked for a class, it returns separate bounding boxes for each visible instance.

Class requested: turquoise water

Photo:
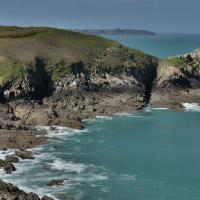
[103,34,200,58]
[2,108,200,200]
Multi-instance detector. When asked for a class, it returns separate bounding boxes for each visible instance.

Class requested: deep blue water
[103,34,200,58]
[2,108,200,200]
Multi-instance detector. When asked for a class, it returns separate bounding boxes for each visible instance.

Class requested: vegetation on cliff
[0,26,157,100]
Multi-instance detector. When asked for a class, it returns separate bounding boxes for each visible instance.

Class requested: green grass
[163,57,186,68]
[0,26,51,38]
[0,26,157,85]
[0,61,22,85]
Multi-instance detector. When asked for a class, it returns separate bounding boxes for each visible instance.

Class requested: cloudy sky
[0,0,199,33]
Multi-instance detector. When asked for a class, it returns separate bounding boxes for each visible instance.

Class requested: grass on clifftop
[157,57,187,76]
[158,57,186,69]
[0,26,156,84]
[164,57,186,67]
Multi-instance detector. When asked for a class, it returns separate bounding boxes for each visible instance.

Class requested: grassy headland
[0,26,156,85]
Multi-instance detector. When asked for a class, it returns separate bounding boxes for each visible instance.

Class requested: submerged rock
[47,179,64,186]
[41,196,54,200]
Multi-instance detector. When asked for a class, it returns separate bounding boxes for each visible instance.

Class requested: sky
[0,0,199,33]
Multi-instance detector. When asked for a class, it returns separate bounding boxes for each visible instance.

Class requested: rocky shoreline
[0,179,54,200]
[0,26,200,199]
[1,47,200,198]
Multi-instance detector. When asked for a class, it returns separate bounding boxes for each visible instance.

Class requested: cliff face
[150,50,200,109]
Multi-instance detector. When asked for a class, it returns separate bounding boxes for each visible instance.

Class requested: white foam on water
[152,107,168,110]
[114,112,134,117]
[36,125,88,139]
[96,116,113,120]
[0,168,5,176]
[0,149,16,160]
[144,106,168,112]
[83,118,96,122]
[114,112,149,119]
[49,159,87,173]
[182,103,200,112]
[70,174,108,183]
[118,174,137,181]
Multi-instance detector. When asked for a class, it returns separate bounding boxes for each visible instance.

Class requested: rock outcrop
[47,179,64,187]
[150,49,200,110]
[0,180,54,200]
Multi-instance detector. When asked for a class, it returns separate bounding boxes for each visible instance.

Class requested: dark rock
[0,180,54,200]
[47,179,64,186]
[41,196,54,200]
[15,150,34,160]
[5,155,19,163]
[26,193,40,200]
[0,159,16,174]
[3,162,16,174]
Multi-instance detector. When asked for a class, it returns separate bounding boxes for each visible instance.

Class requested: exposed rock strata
[0,60,157,129]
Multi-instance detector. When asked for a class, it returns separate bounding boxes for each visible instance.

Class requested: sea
[1,34,200,200]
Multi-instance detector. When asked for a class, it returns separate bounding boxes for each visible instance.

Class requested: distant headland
[73,28,156,36]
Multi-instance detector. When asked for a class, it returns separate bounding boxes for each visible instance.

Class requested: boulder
[15,150,34,159]
[5,155,19,163]
[41,196,54,200]
[47,179,64,186]
[0,159,16,174]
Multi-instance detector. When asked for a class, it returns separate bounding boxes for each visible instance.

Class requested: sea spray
[182,103,200,112]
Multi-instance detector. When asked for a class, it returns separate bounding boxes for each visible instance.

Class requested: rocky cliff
[150,50,200,110]
[0,26,157,129]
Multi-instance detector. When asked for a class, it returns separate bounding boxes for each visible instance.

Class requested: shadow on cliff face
[28,55,53,100]
[130,61,158,103]
[71,61,86,77]
[0,88,5,103]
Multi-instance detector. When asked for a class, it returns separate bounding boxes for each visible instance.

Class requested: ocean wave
[182,103,200,112]
[36,125,88,139]
[152,107,168,110]
[144,106,168,112]
[96,116,113,120]
[49,159,87,173]
[0,149,15,160]
[63,174,108,186]
[114,112,134,117]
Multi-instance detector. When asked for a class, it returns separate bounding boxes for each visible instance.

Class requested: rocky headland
[150,50,200,110]
[73,28,156,36]
[0,26,200,199]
